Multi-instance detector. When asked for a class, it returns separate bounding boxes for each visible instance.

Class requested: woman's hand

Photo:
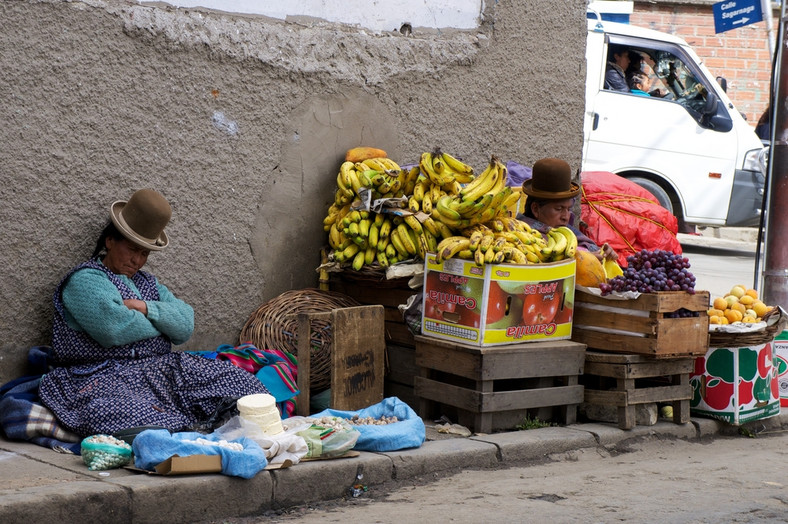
[596,243,618,262]
[123,299,148,316]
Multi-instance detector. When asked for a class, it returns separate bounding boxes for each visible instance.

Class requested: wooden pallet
[582,350,694,430]
[413,335,586,433]
[572,290,710,358]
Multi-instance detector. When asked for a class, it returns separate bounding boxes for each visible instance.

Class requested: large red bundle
[579,171,682,267]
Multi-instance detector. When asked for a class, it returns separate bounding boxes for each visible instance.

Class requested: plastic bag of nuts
[81,434,133,471]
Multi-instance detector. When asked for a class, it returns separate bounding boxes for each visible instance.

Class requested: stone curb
[3,411,786,523]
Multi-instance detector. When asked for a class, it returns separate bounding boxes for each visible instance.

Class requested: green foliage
[515,414,555,431]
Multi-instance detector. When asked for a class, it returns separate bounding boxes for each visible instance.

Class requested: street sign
[712,0,763,34]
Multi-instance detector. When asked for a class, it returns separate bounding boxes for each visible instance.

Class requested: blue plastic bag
[132,429,267,479]
[313,397,425,452]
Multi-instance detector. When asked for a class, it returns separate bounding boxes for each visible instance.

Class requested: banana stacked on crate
[323,148,577,271]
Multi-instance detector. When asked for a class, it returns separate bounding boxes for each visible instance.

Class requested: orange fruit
[738,295,755,306]
[731,302,747,315]
[724,309,743,323]
[753,301,770,318]
[713,297,729,311]
[745,288,759,299]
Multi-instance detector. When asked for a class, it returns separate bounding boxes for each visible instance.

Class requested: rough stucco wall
[0,0,587,383]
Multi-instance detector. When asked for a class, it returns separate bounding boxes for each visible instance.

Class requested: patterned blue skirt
[39,352,268,437]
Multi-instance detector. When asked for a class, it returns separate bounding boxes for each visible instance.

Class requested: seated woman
[38,189,269,438]
[518,158,617,262]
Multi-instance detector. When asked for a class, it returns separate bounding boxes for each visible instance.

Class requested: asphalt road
[222,429,788,524]
[681,242,759,301]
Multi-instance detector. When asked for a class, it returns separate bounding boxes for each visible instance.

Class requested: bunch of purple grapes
[665,308,700,318]
[599,249,696,296]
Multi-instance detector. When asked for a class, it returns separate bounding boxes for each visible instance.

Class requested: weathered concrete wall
[0,0,587,382]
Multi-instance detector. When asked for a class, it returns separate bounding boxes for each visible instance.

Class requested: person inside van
[627,50,668,98]
[628,72,651,97]
[604,44,630,92]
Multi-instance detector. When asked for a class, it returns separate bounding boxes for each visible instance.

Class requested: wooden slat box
[572,290,710,358]
[582,350,694,430]
[413,335,586,433]
[329,270,418,348]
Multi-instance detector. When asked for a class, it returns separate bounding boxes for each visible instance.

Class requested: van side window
[604,38,728,129]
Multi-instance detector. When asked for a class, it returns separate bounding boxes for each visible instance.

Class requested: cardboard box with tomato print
[421,253,576,346]
[689,342,781,425]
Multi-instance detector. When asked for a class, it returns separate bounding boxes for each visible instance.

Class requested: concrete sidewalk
[2,411,787,524]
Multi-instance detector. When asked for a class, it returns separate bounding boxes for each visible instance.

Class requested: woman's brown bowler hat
[110,189,171,250]
[521,158,581,200]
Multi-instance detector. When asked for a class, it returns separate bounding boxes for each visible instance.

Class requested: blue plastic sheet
[132,429,268,478]
[313,397,425,452]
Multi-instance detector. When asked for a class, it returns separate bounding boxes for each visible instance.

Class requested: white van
[582,17,767,229]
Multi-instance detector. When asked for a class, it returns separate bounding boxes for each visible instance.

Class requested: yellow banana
[474,247,486,266]
[364,245,377,265]
[420,152,449,186]
[396,224,417,255]
[436,195,462,221]
[363,158,390,172]
[459,158,498,202]
[368,223,379,250]
[408,196,421,213]
[343,243,360,260]
[510,248,528,264]
[441,151,474,176]
[468,230,485,251]
[555,226,578,258]
[329,222,343,249]
[358,219,371,239]
[421,216,441,237]
[484,247,496,263]
[376,235,390,253]
[378,218,392,241]
[379,158,401,171]
[540,234,556,258]
[389,229,409,257]
[458,249,474,260]
[352,250,366,271]
[436,236,472,262]
[404,215,423,235]
[548,228,567,257]
[422,193,433,215]
[413,180,427,202]
[435,220,455,239]
[385,243,398,259]
[374,213,385,226]
[376,250,390,268]
[479,233,495,253]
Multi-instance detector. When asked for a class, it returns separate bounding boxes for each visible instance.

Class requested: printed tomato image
[423,271,457,321]
[486,281,510,325]
[522,281,562,325]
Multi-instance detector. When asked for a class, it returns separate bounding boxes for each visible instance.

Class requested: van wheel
[628,177,673,214]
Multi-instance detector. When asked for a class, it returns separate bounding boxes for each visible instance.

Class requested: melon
[575,250,607,288]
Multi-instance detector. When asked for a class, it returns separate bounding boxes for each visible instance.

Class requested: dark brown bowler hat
[110,189,171,251]
[521,158,581,200]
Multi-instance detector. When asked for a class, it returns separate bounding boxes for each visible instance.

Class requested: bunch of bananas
[333,157,413,207]
[434,219,578,267]
[323,149,578,271]
[327,207,446,270]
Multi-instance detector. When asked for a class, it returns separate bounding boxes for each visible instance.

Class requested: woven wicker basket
[239,288,361,393]
[708,307,788,348]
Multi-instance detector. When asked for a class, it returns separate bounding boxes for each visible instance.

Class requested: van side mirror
[716,76,727,92]
[702,91,733,132]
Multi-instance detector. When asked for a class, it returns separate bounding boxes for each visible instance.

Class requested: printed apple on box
[421,253,576,346]
[690,342,781,425]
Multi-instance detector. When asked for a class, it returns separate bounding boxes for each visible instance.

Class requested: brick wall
[631,1,774,126]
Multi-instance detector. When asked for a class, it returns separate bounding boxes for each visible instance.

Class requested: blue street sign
[713,0,763,34]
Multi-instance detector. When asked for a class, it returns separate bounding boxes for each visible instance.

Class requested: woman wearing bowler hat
[39,189,269,438]
[519,158,616,261]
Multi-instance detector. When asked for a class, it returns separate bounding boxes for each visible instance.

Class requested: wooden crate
[329,271,418,348]
[413,335,586,433]
[582,350,694,430]
[296,305,385,415]
[571,290,710,358]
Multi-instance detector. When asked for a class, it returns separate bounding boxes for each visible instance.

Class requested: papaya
[602,257,624,279]
[575,249,607,288]
[345,146,387,163]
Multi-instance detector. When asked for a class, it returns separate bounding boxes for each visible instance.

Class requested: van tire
[628,177,674,214]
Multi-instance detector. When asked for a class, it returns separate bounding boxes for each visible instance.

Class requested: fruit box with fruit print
[421,253,575,347]
[690,341,781,425]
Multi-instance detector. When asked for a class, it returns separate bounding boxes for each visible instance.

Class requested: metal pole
[763,0,776,59]
[762,7,788,309]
